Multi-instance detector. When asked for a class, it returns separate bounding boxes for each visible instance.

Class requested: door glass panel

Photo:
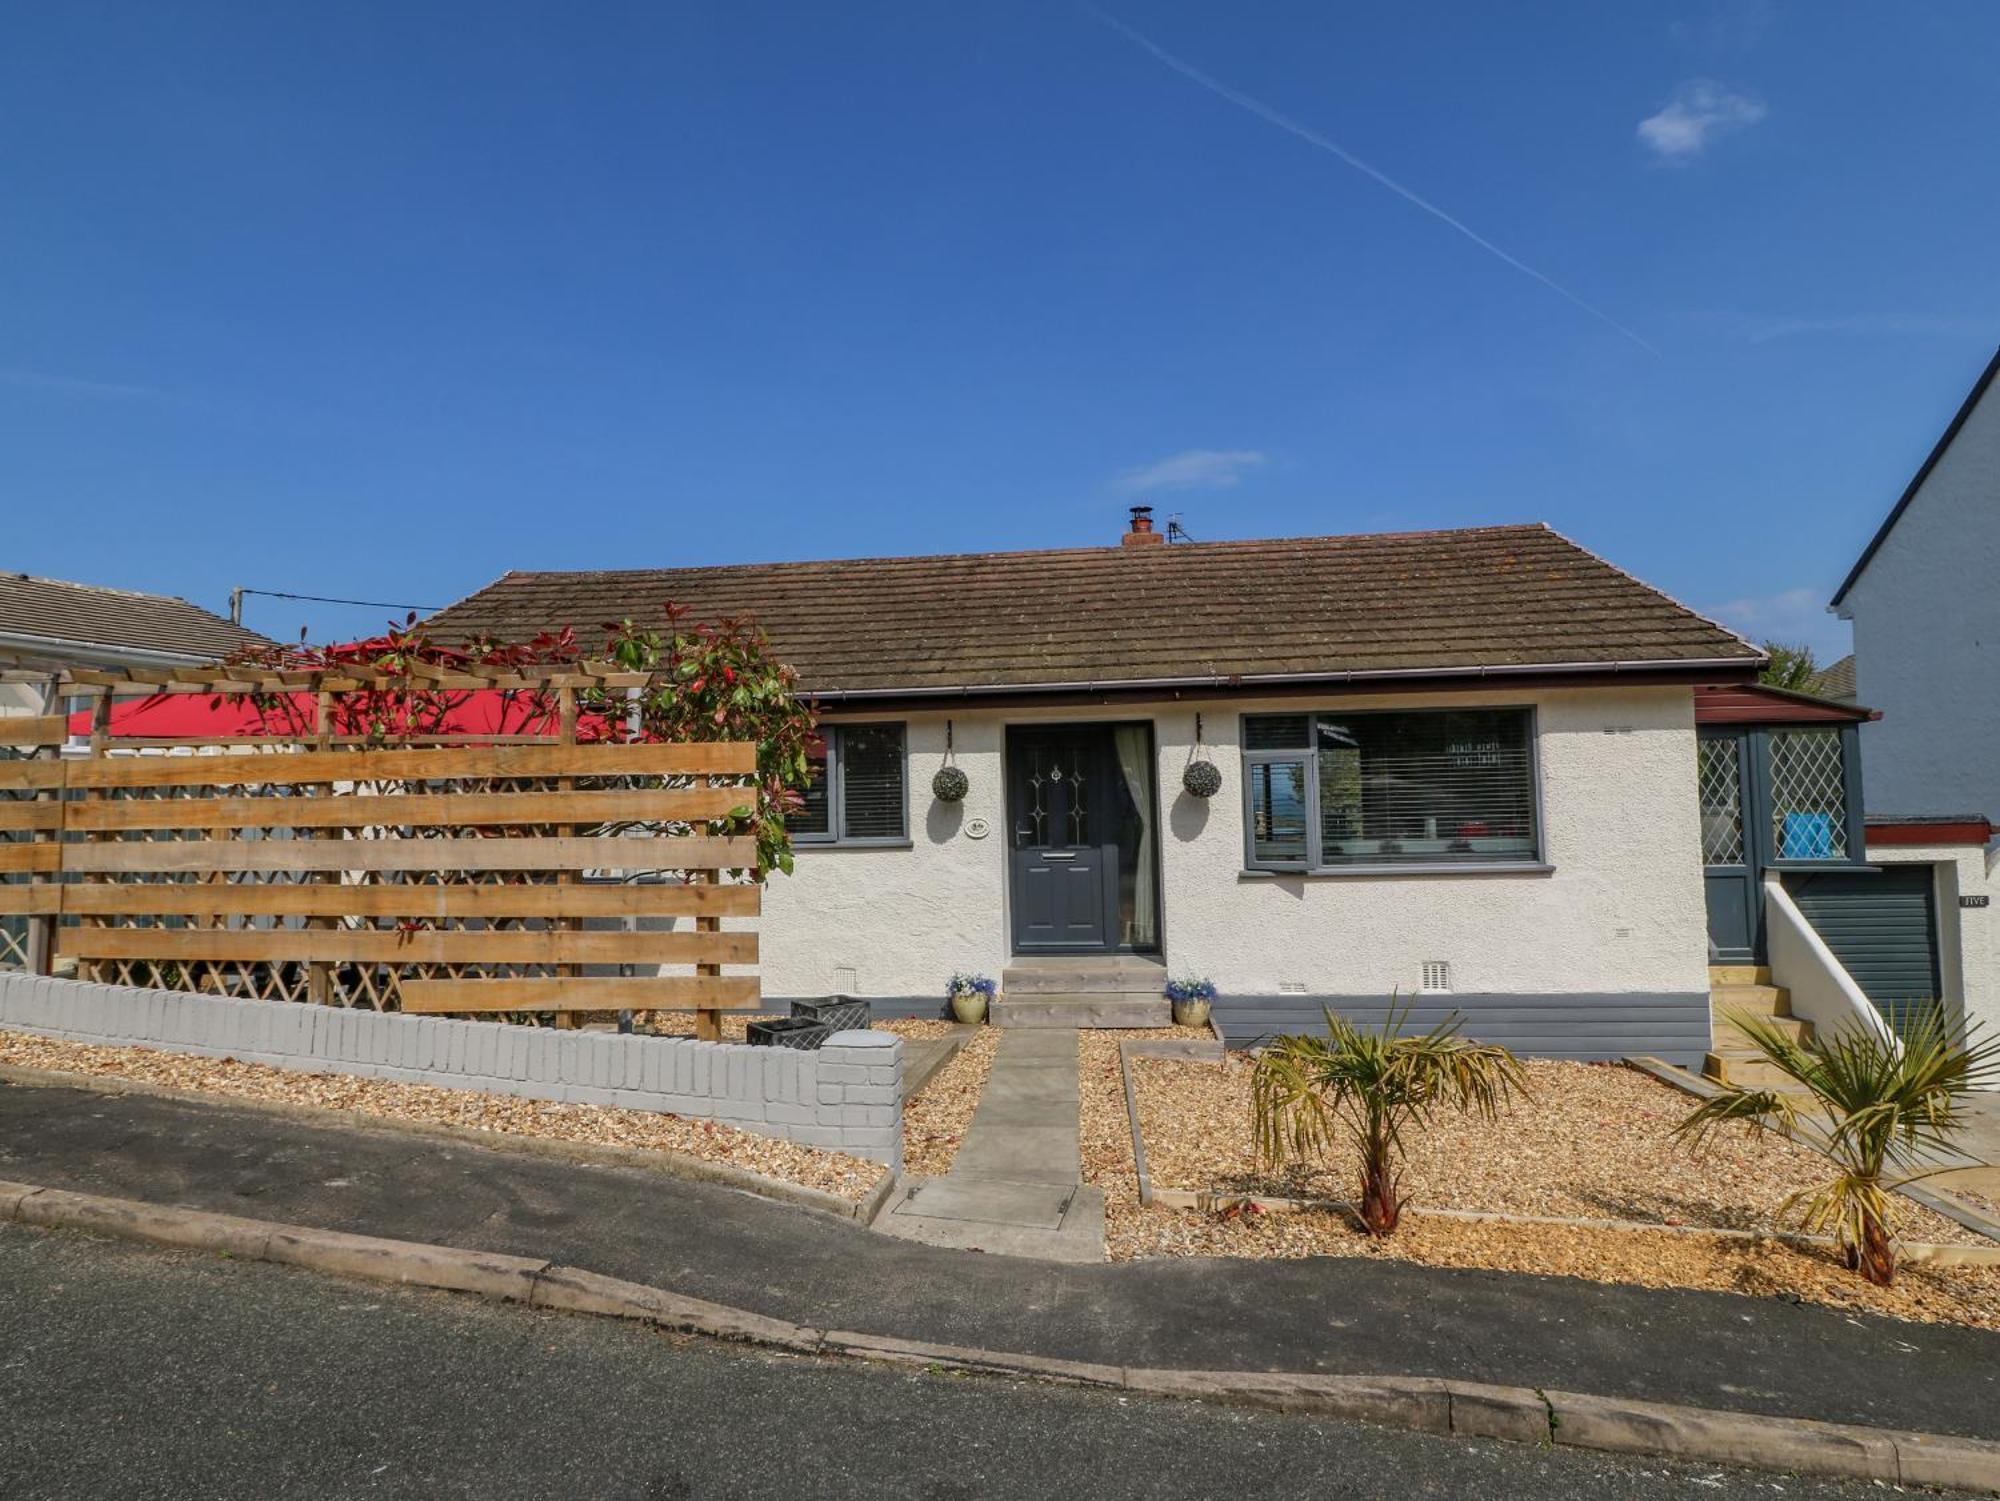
[1016,738,1089,848]
[1697,737,1744,865]
[1769,729,1848,860]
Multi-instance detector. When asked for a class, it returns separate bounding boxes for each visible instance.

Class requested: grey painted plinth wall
[1211,993,1712,1068]
[0,973,903,1169]
[781,991,1714,1068]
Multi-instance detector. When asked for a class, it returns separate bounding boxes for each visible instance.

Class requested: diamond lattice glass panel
[1769,729,1848,860]
[1697,738,1744,865]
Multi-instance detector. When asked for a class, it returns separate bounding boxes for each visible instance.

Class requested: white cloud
[1707,586,1852,661]
[1637,80,1766,162]
[1111,449,1267,496]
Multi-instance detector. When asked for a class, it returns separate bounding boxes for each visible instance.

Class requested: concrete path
[4,1079,2000,1440]
[877,1030,1105,1261]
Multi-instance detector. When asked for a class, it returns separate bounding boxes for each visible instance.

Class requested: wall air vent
[1420,961,1452,994]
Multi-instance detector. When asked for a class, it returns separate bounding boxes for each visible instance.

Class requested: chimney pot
[1122,504,1164,547]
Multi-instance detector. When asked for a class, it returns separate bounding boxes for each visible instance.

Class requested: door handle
[1043,851,1077,861]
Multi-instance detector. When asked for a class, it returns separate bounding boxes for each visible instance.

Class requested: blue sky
[4,2,1996,658]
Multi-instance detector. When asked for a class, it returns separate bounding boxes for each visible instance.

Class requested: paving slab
[949,1127,1081,1185]
[891,1178,1077,1230]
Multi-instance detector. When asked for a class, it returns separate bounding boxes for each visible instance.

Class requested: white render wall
[1862,840,2000,1042]
[1840,369,2000,822]
[761,684,1712,1003]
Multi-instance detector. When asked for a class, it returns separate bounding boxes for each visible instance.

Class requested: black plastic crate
[790,996,870,1034]
[746,1017,831,1050]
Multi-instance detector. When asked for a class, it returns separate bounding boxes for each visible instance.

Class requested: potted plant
[1165,974,1217,1029]
[946,971,997,1025]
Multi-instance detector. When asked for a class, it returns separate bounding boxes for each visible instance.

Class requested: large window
[795,723,908,845]
[1242,708,1541,871]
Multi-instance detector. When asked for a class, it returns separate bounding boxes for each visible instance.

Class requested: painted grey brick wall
[1212,992,1713,1070]
[0,972,902,1170]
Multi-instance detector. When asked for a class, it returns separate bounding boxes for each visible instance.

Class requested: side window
[793,724,907,845]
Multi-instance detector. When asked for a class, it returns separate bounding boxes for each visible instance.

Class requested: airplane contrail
[1086,5,1659,356]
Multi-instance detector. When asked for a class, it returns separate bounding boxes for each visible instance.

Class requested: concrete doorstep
[4,1176,1998,1494]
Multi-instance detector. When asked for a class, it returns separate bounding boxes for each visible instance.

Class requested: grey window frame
[1239,705,1547,875]
[794,721,909,847]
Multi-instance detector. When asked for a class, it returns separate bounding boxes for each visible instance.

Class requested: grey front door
[1008,728,1117,952]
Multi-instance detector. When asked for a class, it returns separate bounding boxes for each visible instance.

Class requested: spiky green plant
[1677,1010,2000,1286]
[1251,1003,1527,1237]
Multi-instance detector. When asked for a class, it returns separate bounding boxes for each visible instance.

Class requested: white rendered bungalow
[431,514,1780,1066]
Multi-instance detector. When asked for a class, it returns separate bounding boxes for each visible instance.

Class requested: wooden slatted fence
[0,736,762,1030]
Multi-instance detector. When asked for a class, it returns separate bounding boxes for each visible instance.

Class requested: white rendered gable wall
[1841,375,2000,821]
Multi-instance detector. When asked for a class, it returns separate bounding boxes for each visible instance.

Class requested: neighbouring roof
[1812,654,1857,703]
[0,572,269,664]
[426,523,1762,701]
[1831,345,2000,609]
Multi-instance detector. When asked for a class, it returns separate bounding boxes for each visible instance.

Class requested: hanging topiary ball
[933,765,970,802]
[1183,760,1222,799]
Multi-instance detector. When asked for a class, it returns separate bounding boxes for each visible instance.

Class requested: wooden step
[1702,1050,1805,1090]
[1708,965,1772,986]
[1001,958,1167,996]
[1713,1011,1813,1048]
[991,995,1171,1029]
[1709,982,1792,1019]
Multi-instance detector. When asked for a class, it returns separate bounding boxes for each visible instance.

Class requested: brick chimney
[1121,505,1164,547]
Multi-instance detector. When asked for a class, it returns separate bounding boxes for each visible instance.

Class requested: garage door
[1785,866,1942,1036]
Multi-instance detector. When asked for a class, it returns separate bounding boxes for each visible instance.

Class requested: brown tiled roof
[1811,654,1857,704]
[0,572,269,662]
[425,524,1761,699]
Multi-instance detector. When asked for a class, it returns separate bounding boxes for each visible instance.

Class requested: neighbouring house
[1820,345,2000,1055]
[428,515,1791,1066]
[1810,654,1856,705]
[1831,345,2000,823]
[0,571,268,720]
[0,571,269,972]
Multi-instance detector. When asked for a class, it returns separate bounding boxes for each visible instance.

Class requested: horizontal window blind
[839,725,906,840]
[1243,708,1539,869]
[794,724,906,844]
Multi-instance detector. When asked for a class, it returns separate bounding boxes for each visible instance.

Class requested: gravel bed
[1077,1035,2000,1330]
[0,1029,883,1202]
[900,1025,1000,1178]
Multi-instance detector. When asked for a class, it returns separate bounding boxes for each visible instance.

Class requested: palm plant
[1677,1011,2000,1286]
[1251,1003,1527,1237]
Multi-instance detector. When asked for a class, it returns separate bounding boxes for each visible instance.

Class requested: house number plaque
[1961,895,1989,909]
[964,817,991,840]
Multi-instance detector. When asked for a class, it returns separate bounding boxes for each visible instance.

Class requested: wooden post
[305,688,333,1007]
[693,751,722,1043]
[73,691,112,983]
[552,685,579,1031]
[25,673,60,975]
[694,867,721,1042]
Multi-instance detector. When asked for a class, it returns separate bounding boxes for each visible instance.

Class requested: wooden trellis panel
[0,737,762,1022]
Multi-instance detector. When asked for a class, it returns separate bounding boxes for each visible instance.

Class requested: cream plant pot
[950,992,990,1025]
